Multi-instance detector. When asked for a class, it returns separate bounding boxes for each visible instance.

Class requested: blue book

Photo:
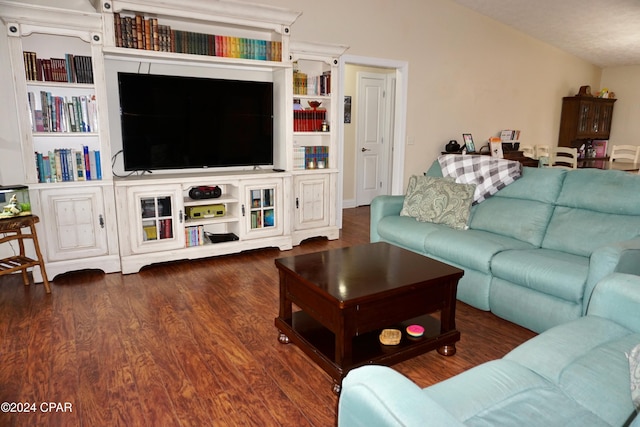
[83,145,91,180]
[94,150,102,180]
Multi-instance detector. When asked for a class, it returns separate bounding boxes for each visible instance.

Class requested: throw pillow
[400,175,476,230]
[629,342,640,412]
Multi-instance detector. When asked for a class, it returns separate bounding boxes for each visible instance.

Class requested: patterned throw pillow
[629,342,640,412]
[400,175,476,230]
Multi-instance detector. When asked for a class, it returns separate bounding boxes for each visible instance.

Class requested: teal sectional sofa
[370,164,640,333]
[338,272,640,426]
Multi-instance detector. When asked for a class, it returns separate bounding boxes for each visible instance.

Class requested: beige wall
[602,65,640,152]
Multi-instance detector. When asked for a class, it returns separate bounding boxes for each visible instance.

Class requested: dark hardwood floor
[0,206,536,426]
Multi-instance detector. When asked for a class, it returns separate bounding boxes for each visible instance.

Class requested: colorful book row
[293,146,329,170]
[34,147,102,183]
[28,91,97,133]
[114,13,282,61]
[185,225,205,247]
[22,51,93,84]
[250,209,275,229]
[293,70,332,95]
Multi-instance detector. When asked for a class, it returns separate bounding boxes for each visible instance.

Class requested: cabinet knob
[242,205,246,216]
[296,197,299,209]
[99,214,105,229]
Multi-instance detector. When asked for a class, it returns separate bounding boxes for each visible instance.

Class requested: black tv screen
[117,72,274,171]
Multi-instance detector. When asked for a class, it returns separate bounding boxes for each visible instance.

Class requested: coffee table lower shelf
[275,311,460,392]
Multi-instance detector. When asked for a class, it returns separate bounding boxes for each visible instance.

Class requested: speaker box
[188,185,222,199]
[185,204,226,219]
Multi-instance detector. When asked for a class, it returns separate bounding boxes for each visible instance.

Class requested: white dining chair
[549,146,578,170]
[520,145,535,158]
[609,144,640,163]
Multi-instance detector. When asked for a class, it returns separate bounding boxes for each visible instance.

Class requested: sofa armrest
[584,237,640,314]
[338,365,464,427]
[586,273,640,333]
[370,195,405,242]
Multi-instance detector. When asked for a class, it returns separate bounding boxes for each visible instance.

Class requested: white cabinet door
[294,173,330,230]
[40,186,109,261]
[126,185,185,254]
[241,179,283,240]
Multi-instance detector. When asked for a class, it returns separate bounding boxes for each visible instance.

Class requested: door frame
[337,55,408,226]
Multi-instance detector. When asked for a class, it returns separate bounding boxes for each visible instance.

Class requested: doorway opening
[337,55,408,226]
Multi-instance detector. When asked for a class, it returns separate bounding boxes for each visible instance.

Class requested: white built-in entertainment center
[0,0,348,278]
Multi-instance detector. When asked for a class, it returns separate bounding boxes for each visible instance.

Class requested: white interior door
[356,72,390,206]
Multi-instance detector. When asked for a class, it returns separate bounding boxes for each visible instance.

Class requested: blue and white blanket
[438,154,522,204]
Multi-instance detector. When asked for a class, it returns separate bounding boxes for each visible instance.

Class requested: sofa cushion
[470,197,554,247]
[423,359,610,427]
[542,207,640,257]
[400,175,475,230]
[494,166,567,204]
[377,215,442,252]
[557,168,640,215]
[423,229,534,273]
[506,316,640,426]
[490,249,589,302]
[490,278,584,333]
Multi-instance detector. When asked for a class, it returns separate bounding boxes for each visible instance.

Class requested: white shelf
[103,46,291,71]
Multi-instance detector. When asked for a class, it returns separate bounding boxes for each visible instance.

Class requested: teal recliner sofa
[338,272,640,426]
[371,164,640,333]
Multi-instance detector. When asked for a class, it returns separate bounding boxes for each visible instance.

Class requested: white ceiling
[452,0,640,68]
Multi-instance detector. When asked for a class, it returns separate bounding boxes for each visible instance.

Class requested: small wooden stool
[0,215,51,293]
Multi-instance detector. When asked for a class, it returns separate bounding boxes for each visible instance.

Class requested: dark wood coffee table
[274,242,464,393]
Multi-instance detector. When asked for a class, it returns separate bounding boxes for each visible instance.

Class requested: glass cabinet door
[249,188,275,230]
[242,180,282,239]
[141,196,174,241]
[127,185,184,253]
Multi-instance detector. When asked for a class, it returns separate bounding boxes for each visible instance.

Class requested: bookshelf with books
[2,0,351,276]
[289,41,348,245]
[2,4,120,281]
[100,0,299,71]
[14,31,110,185]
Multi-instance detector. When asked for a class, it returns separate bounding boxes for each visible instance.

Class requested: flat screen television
[117,72,274,171]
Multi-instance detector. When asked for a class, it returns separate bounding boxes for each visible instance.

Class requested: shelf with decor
[182,182,240,247]
[288,41,347,245]
[114,171,292,274]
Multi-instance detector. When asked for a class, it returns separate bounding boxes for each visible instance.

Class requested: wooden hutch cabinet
[558,96,616,148]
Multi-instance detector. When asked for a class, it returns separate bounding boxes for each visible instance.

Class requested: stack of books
[22,51,93,83]
[293,69,331,95]
[184,225,205,247]
[34,146,102,183]
[293,109,326,132]
[293,146,329,170]
[28,92,98,133]
[113,13,282,61]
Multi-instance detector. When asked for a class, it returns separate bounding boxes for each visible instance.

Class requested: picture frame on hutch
[462,133,475,153]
